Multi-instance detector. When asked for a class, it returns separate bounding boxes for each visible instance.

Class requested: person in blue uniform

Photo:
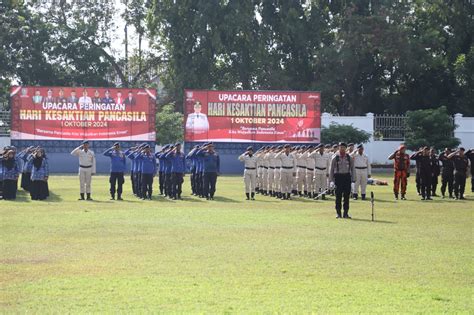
[30,148,49,200]
[155,145,170,195]
[164,143,186,200]
[186,145,200,196]
[104,142,127,200]
[18,146,35,191]
[196,143,220,200]
[125,143,147,198]
[137,145,157,200]
[162,145,174,198]
[2,149,21,200]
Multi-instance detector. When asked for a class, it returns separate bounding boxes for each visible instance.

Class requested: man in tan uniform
[238,146,258,200]
[273,146,283,199]
[310,144,331,200]
[302,146,316,198]
[295,146,307,196]
[351,144,371,200]
[71,140,96,200]
[275,144,296,200]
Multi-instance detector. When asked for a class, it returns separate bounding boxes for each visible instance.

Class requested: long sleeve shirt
[137,152,157,175]
[274,151,296,171]
[103,148,126,173]
[238,153,258,169]
[1,158,21,180]
[125,149,140,173]
[164,150,186,173]
[71,146,96,173]
[31,158,49,180]
[196,149,220,173]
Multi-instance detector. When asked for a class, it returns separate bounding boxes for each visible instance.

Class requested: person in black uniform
[448,148,469,200]
[429,147,440,196]
[410,147,433,200]
[329,142,355,219]
[413,146,423,195]
[438,148,455,199]
[465,149,474,193]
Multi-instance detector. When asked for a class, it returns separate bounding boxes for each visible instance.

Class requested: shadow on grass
[352,218,396,224]
[8,189,63,202]
[212,196,241,203]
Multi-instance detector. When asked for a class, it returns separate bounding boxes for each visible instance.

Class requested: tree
[405,106,460,151]
[155,104,184,145]
[321,123,371,145]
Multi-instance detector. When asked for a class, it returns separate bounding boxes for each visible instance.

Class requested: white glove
[329,181,335,189]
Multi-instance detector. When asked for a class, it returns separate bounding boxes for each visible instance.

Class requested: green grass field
[1,174,473,313]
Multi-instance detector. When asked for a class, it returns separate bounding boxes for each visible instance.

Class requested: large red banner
[10,86,156,140]
[184,90,321,143]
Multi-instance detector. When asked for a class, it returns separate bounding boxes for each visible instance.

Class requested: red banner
[10,86,156,140]
[184,90,321,143]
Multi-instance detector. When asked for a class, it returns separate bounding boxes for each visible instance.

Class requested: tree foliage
[155,104,183,145]
[405,106,460,151]
[321,123,371,145]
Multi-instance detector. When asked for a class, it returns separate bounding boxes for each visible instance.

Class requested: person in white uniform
[71,140,96,200]
[351,144,371,200]
[310,143,331,200]
[275,144,296,200]
[185,101,210,135]
[238,146,259,200]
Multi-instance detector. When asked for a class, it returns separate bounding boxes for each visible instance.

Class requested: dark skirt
[3,179,18,200]
[30,180,49,200]
[21,172,32,191]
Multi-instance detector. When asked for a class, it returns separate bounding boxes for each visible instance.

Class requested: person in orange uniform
[388,144,411,200]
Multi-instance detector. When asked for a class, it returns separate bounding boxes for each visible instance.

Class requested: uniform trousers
[354,168,368,195]
[243,169,257,193]
[203,172,217,198]
[334,173,351,216]
[79,167,92,194]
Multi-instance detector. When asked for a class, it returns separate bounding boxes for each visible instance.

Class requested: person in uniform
[196,143,220,200]
[447,148,469,200]
[273,146,283,199]
[429,147,440,196]
[265,147,276,197]
[103,142,126,200]
[410,147,433,200]
[465,149,474,192]
[238,146,259,200]
[30,148,49,201]
[301,146,316,198]
[438,148,455,198]
[351,144,371,200]
[275,144,296,200]
[185,101,210,135]
[329,143,355,219]
[310,144,331,200]
[156,145,171,195]
[186,145,199,196]
[295,146,307,196]
[125,145,140,197]
[1,150,21,200]
[388,145,410,200]
[18,146,35,191]
[136,145,156,200]
[71,140,96,201]
[164,143,186,200]
[413,146,423,195]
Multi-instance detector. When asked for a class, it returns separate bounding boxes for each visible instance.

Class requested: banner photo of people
[184,90,321,143]
[10,86,156,140]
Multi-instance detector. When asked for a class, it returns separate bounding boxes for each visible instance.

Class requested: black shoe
[246,193,250,200]
[117,196,123,201]
[287,193,291,200]
[401,195,406,200]
[353,194,358,200]
[86,193,93,201]
[78,193,85,201]
[426,197,433,200]
[251,193,255,200]
[321,194,326,200]
[110,195,115,200]
[343,215,352,219]
[361,194,366,200]
[459,196,466,200]
[336,215,342,219]
[394,193,398,200]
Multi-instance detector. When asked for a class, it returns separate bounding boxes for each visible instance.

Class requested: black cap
[339,142,347,147]
[113,142,120,146]
[348,143,354,147]
[316,144,323,149]
[246,146,253,151]
[324,144,331,148]
[284,144,290,148]
[357,144,363,149]
[82,140,89,145]
[459,147,465,151]
[144,144,150,149]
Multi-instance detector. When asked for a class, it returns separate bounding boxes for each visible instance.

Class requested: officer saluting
[329,142,355,219]
[103,142,126,200]
[238,146,258,200]
[71,140,96,201]
[351,144,371,200]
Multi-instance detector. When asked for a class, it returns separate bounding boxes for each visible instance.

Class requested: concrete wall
[454,114,474,149]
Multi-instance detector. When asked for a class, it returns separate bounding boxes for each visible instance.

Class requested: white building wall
[454,114,474,149]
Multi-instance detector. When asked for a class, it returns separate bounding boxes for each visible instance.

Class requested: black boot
[117,194,123,200]
[353,193,358,200]
[361,194,366,200]
[110,193,115,200]
[322,194,326,200]
[287,193,291,200]
[394,193,399,200]
[78,193,85,200]
[86,193,93,201]
[251,192,255,200]
[246,193,250,200]
[401,194,406,200]
[336,210,342,219]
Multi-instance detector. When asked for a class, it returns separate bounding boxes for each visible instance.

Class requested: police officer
[438,148,455,199]
[196,143,220,200]
[103,142,126,200]
[238,146,258,200]
[165,143,186,200]
[351,144,371,200]
[448,148,469,200]
[410,147,433,200]
[137,145,157,200]
[329,142,355,219]
[71,140,96,201]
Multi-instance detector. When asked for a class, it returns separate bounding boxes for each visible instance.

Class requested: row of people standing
[0,146,50,200]
[389,145,472,200]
